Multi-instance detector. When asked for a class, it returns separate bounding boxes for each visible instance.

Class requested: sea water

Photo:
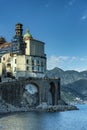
[0,104,87,130]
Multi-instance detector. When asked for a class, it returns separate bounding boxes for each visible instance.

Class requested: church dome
[0,37,6,44]
[23,30,32,40]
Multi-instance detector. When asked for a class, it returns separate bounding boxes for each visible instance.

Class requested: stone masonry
[0,77,61,108]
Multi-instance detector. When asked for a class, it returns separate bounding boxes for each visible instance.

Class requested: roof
[0,42,11,49]
[23,30,32,39]
[16,23,23,26]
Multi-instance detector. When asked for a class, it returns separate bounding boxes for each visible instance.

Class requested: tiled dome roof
[24,30,32,39]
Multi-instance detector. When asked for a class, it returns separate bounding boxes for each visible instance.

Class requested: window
[26,66,29,70]
[41,61,43,66]
[41,67,42,72]
[26,59,29,64]
[7,63,11,67]
[32,60,34,65]
[15,59,17,64]
[38,66,39,71]
[18,32,20,35]
[32,66,34,71]
[3,57,5,61]
[37,60,39,65]
[14,67,16,72]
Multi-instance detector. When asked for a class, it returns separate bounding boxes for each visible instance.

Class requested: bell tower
[11,23,26,55]
[15,23,23,37]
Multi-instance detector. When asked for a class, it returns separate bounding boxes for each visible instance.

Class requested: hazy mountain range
[46,67,87,104]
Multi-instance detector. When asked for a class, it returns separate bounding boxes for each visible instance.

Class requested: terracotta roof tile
[0,42,11,49]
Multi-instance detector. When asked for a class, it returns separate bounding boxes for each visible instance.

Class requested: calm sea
[0,104,87,130]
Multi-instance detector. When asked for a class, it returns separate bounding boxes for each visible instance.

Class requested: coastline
[0,104,78,115]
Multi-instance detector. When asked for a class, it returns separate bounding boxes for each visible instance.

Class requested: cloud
[44,0,54,8]
[47,55,70,70]
[68,1,73,6]
[47,55,87,71]
[81,9,87,21]
[81,15,87,20]
[80,57,87,61]
[65,0,76,8]
[45,3,49,8]
[44,2,51,8]
[70,56,77,61]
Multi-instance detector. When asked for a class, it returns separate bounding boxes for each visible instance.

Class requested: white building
[0,23,46,79]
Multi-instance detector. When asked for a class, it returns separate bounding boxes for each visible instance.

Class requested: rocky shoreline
[45,105,78,112]
[0,100,78,114]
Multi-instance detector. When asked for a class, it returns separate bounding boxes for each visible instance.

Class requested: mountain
[46,67,87,103]
[61,79,87,103]
[46,67,87,85]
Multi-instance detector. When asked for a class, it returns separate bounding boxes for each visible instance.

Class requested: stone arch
[24,82,40,107]
[49,82,56,105]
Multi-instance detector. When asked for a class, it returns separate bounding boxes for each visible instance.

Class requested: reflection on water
[0,105,87,130]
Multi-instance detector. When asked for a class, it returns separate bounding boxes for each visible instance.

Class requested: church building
[0,23,46,79]
[0,23,61,108]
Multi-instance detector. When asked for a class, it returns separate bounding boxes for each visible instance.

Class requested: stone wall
[0,81,24,106]
[0,77,61,107]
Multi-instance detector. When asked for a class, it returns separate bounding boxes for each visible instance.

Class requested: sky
[0,0,87,71]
